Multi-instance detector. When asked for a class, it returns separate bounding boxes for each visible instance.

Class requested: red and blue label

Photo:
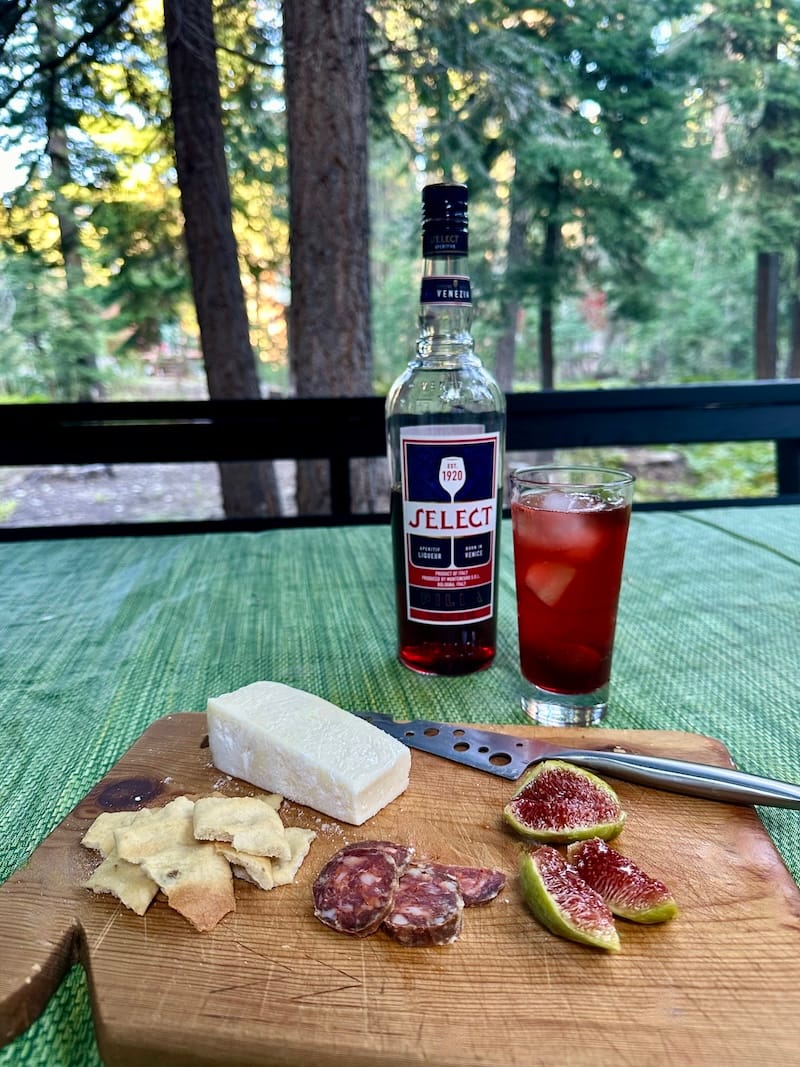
[400,430,500,624]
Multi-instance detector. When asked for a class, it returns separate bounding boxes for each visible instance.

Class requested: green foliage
[2,0,800,403]
[370,0,726,389]
[0,0,153,190]
[691,2,800,267]
[600,210,756,382]
[0,497,17,521]
[368,140,421,391]
[0,252,110,399]
[554,441,776,502]
[681,441,776,499]
[90,197,189,350]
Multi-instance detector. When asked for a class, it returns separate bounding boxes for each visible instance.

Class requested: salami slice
[313,847,398,937]
[428,863,506,906]
[382,864,464,947]
[340,840,415,875]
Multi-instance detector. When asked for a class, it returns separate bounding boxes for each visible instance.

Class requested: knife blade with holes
[354,713,800,808]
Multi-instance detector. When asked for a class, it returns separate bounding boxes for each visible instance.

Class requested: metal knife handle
[560,750,800,808]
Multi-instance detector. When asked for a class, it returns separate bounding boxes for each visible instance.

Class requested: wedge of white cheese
[206,681,411,826]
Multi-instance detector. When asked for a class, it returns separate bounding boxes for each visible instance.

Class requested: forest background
[1,0,799,520]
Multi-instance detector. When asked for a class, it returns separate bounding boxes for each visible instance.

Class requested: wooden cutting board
[2,714,800,1067]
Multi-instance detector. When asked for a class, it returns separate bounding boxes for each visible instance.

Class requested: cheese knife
[355,712,800,808]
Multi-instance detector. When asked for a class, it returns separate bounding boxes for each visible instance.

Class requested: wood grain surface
[2,714,800,1067]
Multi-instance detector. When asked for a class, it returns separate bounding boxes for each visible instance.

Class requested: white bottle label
[399,427,500,625]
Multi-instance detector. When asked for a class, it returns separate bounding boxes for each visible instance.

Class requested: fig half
[503,760,626,844]
[519,846,620,953]
[567,838,679,924]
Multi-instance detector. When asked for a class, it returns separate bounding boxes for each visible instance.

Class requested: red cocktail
[510,467,633,725]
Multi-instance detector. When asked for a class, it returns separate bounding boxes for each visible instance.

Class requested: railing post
[329,457,352,515]
[776,440,800,495]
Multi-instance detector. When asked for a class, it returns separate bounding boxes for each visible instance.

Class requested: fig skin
[519,846,620,953]
[503,760,626,844]
[566,838,679,924]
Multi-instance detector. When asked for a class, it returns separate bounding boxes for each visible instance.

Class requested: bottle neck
[417,253,474,362]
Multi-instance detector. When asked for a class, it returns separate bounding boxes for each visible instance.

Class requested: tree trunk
[37,0,100,402]
[754,33,781,384]
[282,0,375,515]
[538,217,561,391]
[164,0,280,517]
[539,297,554,391]
[494,174,529,392]
[755,250,779,380]
[789,245,800,379]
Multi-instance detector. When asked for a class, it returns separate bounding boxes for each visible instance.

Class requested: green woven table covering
[1,505,799,1067]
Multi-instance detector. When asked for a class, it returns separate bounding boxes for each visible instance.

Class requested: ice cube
[541,489,584,512]
[524,561,577,606]
[514,494,607,558]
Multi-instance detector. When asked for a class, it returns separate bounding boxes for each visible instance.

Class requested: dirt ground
[0,448,688,531]
[0,463,236,528]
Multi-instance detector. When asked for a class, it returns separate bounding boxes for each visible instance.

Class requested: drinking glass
[510,465,634,726]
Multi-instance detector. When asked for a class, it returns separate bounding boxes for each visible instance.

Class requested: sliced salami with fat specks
[382,864,464,947]
[313,847,399,937]
[427,863,506,906]
[339,840,415,875]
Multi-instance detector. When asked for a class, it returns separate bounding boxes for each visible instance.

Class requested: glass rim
[509,464,635,488]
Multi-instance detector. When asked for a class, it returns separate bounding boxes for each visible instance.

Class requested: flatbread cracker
[83,791,314,931]
[219,825,316,891]
[81,811,140,857]
[193,795,290,861]
[141,843,235,932]
[85,849,159,916]
[271,827,317,886]
[216,845,275,891]
[114,796,196,864]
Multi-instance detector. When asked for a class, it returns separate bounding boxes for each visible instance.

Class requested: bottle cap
[422,183,468,257]
[422,183,468,223]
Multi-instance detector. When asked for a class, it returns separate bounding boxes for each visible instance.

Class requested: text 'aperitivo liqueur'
[386,182,506,675]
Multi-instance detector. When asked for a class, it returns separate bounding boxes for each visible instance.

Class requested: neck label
[420,275,471,306]
[423,230,468,257]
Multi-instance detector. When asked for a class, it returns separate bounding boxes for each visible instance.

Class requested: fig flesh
[519,846,620,953]
[503,760,626,844]
[566,838,678,924]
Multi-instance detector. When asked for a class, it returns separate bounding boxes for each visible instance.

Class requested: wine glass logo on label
[439,456,466,502]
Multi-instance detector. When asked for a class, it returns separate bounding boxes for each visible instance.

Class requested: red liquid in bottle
[391,489,497,675]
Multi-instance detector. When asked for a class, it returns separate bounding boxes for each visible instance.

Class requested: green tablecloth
[1,506,799,1066]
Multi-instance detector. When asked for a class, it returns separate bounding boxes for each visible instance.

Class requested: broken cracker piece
[217,825,315,891]
[216,845,275,891]
[82,811,140,857]
[85,850,159,916]
[114,796,196,864]
[141,843,235,932]
[271,827,317,886]
[193,795,290,861]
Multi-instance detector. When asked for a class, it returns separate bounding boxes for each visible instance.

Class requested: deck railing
[1,380,798,537]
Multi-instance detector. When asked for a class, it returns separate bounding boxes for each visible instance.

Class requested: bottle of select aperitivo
[386,182,506,675]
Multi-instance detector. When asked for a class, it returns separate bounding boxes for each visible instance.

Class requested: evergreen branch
[0,0,35,55]
[0,0,135,112]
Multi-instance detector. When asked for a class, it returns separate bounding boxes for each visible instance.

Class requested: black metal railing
[1,380,798,537]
